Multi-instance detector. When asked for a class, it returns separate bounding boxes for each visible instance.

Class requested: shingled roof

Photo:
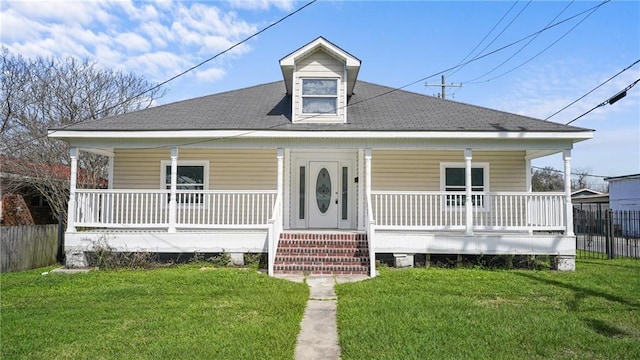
[59,80,589,133]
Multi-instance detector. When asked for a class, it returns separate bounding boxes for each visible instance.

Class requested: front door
[308,161,339,228]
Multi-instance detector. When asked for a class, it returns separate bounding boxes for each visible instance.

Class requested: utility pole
[425,75,462,99]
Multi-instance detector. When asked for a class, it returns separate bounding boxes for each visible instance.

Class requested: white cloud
[5,0,112,26]
[229,0,296,11]
[113,0,160,23]
[491,59,640,126]
[201,36,252,56]
[115,32,152,53]
[0,9,49,43]
[138,22,172,48]
[123,51,191,82]
[0,0,272,95]
[173,2,257,38]
[196,67,226,82]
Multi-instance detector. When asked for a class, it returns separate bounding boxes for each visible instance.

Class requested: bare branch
[0,48,166,221]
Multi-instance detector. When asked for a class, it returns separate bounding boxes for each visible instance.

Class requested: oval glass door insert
[316,168,331,214]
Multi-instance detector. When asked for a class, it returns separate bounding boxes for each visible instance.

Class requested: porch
[66,188,574,275]
[69,190,569,234]
[63,145,578,275]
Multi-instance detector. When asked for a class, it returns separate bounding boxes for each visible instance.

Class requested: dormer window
[280,37,360,123]
[302,79,338,114]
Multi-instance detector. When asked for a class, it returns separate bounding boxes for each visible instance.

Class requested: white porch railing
[175,191,277,228]
[75,190,170,228]
[267,194,283,276]
[371,191,566,231]
[74,189,277,229]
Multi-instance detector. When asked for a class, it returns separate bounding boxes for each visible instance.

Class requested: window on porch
[161,160,209,203]
[441,163,488,208]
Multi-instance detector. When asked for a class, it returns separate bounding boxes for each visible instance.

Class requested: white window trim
[160,160,210,190]
[160,160,210,207]
[301,78,339,115]
[440,162,490,210]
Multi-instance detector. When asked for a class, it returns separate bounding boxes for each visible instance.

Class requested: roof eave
[49,129,595,141]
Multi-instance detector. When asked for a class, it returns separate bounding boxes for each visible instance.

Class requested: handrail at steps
[366,191,377,277]
[268,194,283,276]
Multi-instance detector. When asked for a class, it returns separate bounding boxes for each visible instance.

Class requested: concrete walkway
[276,274,368,360]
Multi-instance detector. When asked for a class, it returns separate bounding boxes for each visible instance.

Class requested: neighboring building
[572,193,610,212]
[572,188,603,198]
[571,188,609,213]
[1,156,106,225]
[1,157,60,225]
[605,174,640,211]
[49,37,593,274]
[605,174,640,238]
[572,193,609,236]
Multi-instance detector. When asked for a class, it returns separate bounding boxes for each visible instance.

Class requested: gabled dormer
[280,37,361,123]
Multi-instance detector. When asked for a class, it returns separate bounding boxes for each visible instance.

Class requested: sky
[2,0,639,188]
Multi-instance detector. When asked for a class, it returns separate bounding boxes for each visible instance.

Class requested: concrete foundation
[552,255,576,271]
[229,252,245,266]
[393,253,414,268]
[65,250,88,268]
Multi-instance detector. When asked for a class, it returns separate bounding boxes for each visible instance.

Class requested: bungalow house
[49,37,593,275]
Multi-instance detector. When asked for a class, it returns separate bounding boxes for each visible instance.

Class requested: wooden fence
[1,224,60,273]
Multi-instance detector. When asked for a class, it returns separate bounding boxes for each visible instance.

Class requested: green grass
[1,266,308,360]
[336,258,640,360]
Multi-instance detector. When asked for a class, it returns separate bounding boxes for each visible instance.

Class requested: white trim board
[51,129,593,140]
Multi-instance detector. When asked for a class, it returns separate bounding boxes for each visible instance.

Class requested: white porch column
[357,149,365,230]
[66,147,78,233]
[465,148,473,235]
[364,149,372,199]
[168,147,178,233]
[525,159,532,192]
[563,149,574,236]
[276,147,284,205]
[107,154,115,189]
[525,158,533,235]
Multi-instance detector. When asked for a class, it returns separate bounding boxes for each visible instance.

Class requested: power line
[545,58,640,120]
[0,0,317,154]
[450,0,533,78]
[132,0,614,151]
[465,2,602,85]
[446,0,519,77]
[565,77,640,125]
[340,0,611,110]
[463,1,574,84]
[8,0,610,154]
[531,165,611,178]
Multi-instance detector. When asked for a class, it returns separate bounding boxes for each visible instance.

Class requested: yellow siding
[113,149,167,188]
[293,49,345,122]
[113,149,277,190]
[372,150,526,191]
[210,149,276,190]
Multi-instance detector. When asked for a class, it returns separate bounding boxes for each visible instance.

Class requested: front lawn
[1,267,308,360]
[336,258,640,360]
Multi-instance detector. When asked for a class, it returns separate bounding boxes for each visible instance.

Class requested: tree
[571,166,592,190]
[1,48,166,220]
[531,166,564,192]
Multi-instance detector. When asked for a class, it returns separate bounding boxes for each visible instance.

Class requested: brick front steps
[274,232,370,275]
